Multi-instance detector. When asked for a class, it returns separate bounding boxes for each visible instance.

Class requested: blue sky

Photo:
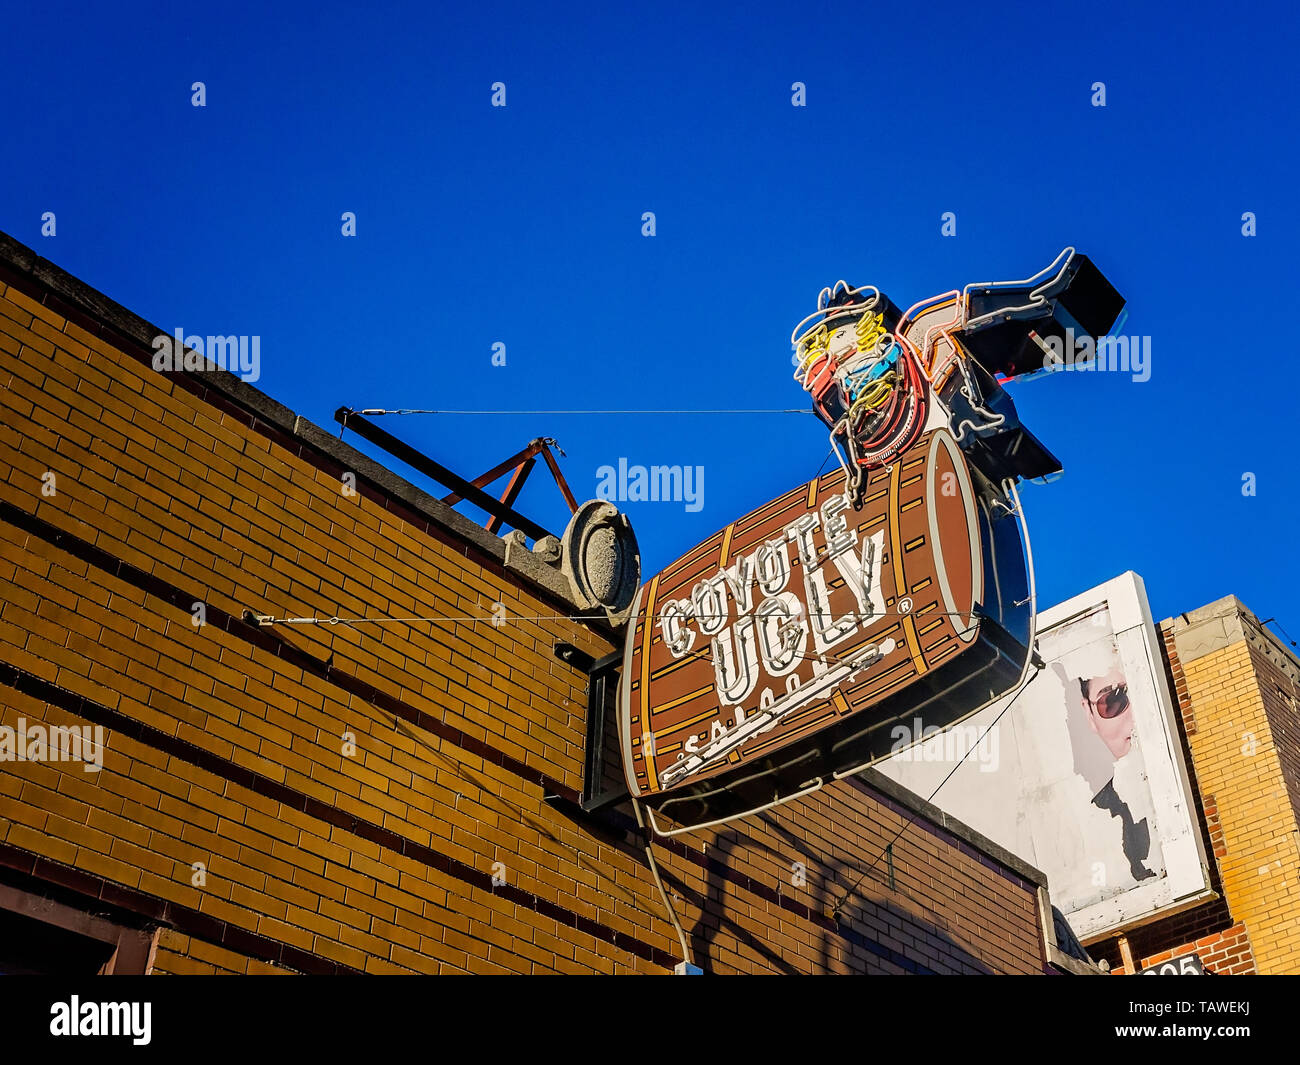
[2,0,1296,631]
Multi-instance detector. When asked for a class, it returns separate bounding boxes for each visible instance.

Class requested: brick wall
[1094,605,1300,975]
[1240,628,1300,969]
[1248,638,1300,862]
[0,234,1062,974]
[1102,922,1255,977]
[1181,643,1300,975]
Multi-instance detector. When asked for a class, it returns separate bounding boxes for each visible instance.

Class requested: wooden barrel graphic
[619,425,1032,833]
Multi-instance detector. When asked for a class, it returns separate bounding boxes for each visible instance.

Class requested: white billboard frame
[1046,572,1211,939]
[878,571,1212,942]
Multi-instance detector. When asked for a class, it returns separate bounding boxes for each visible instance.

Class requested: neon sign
[620,249,1125,835]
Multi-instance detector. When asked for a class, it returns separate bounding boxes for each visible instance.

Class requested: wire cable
[633,797,694,968]
[355,407,816,417]
[827,666,1043,921]
[827,475,1039,920]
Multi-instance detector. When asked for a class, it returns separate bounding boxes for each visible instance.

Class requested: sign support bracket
[555,644,628,813]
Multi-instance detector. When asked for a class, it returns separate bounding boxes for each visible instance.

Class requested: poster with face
[876,572,1209,942]
[1025,605,1165,906]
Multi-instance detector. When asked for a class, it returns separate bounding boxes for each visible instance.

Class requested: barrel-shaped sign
[619,426,1033,834]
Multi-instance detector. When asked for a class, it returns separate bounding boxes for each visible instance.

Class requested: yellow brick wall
[151,929,294,975]
[1180,642,1300,974]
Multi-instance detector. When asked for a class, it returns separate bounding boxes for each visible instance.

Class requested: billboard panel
[876,572,1211,940]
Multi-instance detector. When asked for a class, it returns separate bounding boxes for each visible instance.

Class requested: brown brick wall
[0,245,1054,974]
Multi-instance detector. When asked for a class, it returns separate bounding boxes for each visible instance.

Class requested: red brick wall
[0,235,1058,974]
[1105,923,1255,977]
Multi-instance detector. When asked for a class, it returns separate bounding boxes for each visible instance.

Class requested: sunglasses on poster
[1088,683,1130,719]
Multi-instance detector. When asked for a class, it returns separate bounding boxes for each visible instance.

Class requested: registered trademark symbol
[898,597,913,615]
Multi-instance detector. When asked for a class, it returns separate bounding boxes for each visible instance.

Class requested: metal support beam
[486,457,535,536]
[334,408,555,543]
[555,643,628,812]
[540,444,579,515]
[441,440,545,507]
[444,437,580,526]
